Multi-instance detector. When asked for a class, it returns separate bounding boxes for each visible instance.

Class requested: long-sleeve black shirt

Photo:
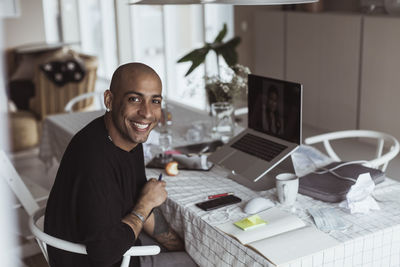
[44,116,147,267]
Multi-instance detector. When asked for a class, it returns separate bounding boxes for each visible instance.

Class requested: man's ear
[104,90,113,111]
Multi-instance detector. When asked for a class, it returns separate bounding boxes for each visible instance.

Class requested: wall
[323,0,359,12]
[234,0,361,72]
[234,5,278,70]
[3,0,46,49]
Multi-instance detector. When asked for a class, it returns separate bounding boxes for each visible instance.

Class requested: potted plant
[177,23,250,107]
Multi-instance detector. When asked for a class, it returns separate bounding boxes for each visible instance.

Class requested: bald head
[103,62,163,151]
[109,63,162,94]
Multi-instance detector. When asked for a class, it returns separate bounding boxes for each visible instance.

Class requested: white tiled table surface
[147,167,400,267]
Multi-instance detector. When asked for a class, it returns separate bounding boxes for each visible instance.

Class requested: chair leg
[35,238,49,263]
[121,255,131,267]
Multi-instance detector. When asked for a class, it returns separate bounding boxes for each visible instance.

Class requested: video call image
[248,77,301,144]
[261,83,284,136]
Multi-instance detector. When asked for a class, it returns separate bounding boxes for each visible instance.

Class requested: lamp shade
[130,0,203,4]
[213,0,318,4]
[130,0,318,5]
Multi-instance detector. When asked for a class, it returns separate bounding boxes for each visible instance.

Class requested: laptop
[208,74,303,191]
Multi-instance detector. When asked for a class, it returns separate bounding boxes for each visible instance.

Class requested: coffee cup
[276,173,299,206]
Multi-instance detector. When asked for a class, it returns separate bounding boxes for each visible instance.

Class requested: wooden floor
[23,254,47,267]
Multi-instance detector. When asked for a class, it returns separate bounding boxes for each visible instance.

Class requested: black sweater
[44,116,147,267]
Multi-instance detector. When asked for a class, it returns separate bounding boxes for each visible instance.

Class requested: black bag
[299,162,385,203]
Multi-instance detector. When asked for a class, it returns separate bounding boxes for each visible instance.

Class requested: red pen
[207,192,234,200]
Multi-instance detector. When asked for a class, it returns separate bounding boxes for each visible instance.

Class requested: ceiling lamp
[212,0,317,4]
[129,0,318,5]
[130,0,205,4]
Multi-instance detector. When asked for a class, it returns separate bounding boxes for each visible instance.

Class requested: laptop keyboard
[231,133,287,162]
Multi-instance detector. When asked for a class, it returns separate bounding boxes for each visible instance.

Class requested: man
[44,63,196,267]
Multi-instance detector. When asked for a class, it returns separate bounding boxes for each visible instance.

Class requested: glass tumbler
[211,102,234,143]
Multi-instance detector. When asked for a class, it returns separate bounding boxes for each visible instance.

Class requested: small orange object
[165,161,179,176]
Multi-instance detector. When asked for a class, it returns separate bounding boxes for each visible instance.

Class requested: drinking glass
[211,102,234,143]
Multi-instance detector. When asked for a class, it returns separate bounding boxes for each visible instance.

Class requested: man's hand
[138,178,167,211]
[122,178,167,239]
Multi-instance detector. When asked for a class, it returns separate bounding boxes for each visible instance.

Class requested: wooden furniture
[30,51,98,119]
[8,110,40,152]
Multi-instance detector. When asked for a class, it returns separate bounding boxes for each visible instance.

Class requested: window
[53,1,233,110]
[59,0,118,80]
[127,4,233,110]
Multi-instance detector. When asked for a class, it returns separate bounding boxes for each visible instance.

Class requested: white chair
[30,207,160,267]
[0,150,49,258]
[64,91,106,112]
[304,130,400,171]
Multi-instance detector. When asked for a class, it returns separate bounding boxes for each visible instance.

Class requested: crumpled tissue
[339,172,380,214]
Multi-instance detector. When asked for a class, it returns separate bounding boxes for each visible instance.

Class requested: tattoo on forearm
[153,208,184,251]
[153,208,169,235]
[155,228,185,251]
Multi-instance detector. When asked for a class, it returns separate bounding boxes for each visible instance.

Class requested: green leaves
[213,36,241,67]
[177,45,211,77]
[177,23,241,77]
[213,23,227,43]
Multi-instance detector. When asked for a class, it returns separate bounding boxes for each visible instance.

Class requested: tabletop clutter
[146,136,387,251]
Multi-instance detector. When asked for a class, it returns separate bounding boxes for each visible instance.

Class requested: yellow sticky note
[234,215,267,231]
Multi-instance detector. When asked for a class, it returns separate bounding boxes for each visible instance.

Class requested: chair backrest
[304,130,400,171]
[64,91,106,112]
[29,207,160,267]
[0,150,39,217]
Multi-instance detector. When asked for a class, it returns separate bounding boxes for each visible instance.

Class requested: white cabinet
[254,11,285,80]
[360,16,400,140]
[286,12,361,131]
[254,11,361,131]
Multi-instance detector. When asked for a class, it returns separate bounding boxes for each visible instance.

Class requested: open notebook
[216,208,339,266]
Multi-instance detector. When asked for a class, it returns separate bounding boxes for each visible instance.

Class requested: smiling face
[104,64,162,151]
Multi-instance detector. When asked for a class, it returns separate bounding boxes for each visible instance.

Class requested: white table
[147,167,400,267]
[39,110,105,167]
[39,108,400,267]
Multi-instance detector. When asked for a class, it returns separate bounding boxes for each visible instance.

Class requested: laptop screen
[248,74,302,144]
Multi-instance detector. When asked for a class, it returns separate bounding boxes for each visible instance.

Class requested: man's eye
[153,99,162,104]
[128,96,140,102]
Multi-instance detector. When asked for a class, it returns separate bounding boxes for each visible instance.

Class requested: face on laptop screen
[248,74,302,144]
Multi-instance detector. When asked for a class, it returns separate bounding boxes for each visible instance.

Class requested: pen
[208,192,234,200]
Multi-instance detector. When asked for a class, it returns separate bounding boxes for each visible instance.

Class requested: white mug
[276,173,299,206]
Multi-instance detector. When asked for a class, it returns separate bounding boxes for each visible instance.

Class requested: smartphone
[196,195,242,211]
